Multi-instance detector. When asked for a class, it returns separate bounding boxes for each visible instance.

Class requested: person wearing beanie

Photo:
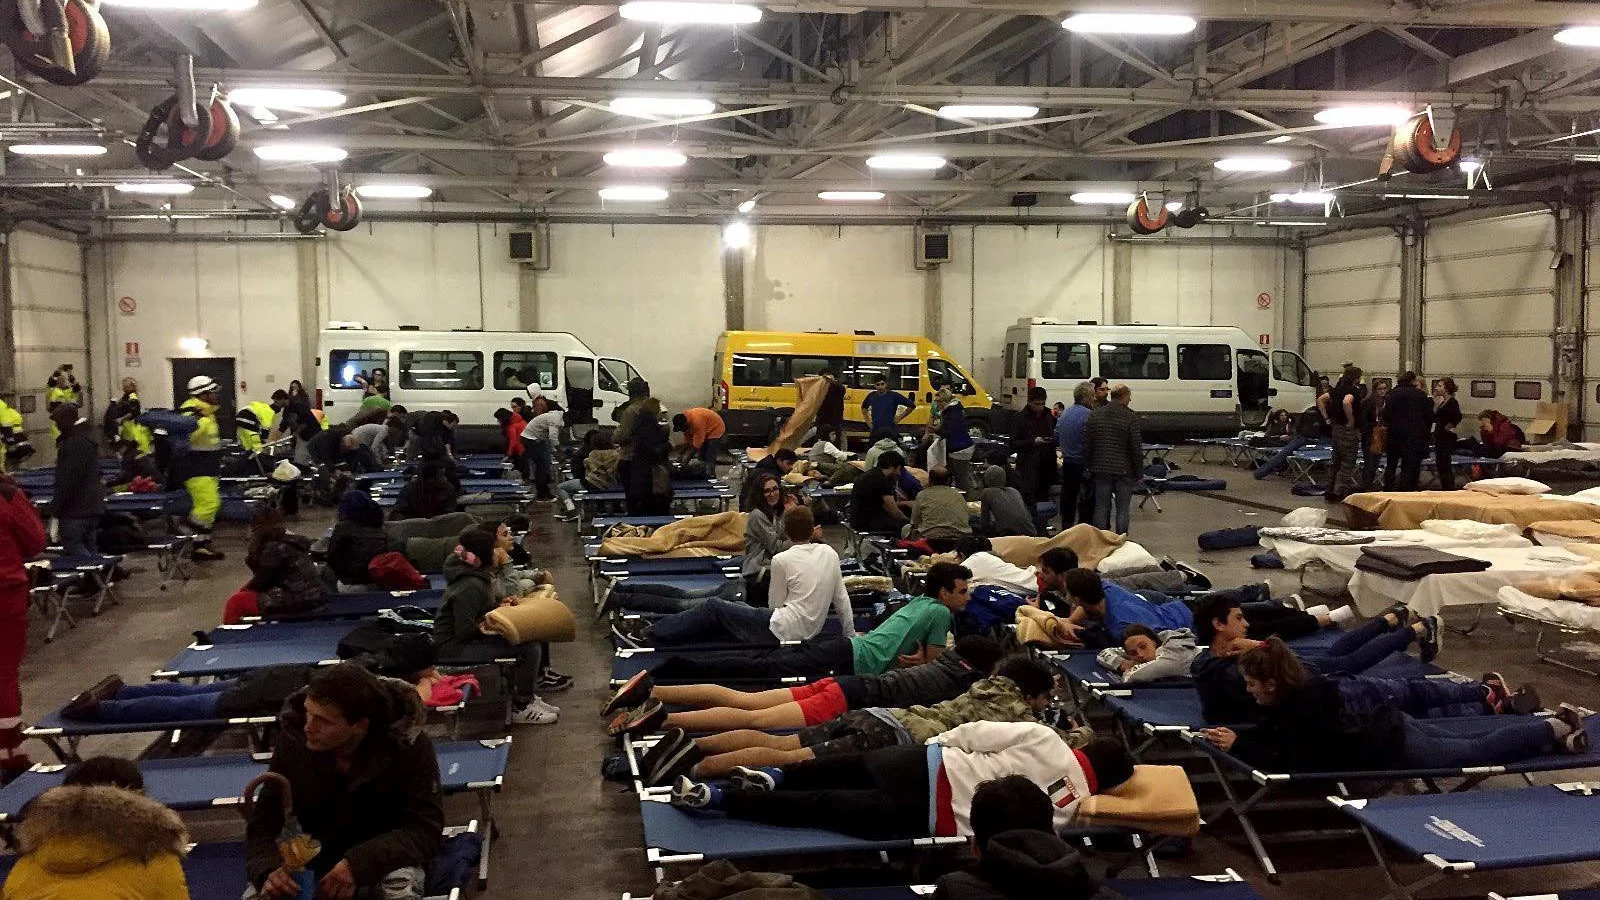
[432,526,557,726]
[977,465,1035,537]
[51,404,105,558]
[178,376,226,561]
[325,491,388,589]
[932,776,1113,900]
[0,472,44,776]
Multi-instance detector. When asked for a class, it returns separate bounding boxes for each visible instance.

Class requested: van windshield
[928,359,975,396]
[599,359,639,393]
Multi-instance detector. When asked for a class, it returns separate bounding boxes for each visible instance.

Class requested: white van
[999,320,1319,434]
[315,327,646,449]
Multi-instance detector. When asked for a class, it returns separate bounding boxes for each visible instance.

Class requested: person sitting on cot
[604,634,1003,738]
[1200,636,1589,771]
[932,776,1109,900]
[604,562,974,733]
[635,655,1059,787]
[667,722,1135,842]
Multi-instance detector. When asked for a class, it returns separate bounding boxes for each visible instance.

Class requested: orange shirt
[683,407,726,448]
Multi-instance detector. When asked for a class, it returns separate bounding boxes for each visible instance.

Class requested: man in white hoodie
[669,721,1133,841]
[613,506,854,649]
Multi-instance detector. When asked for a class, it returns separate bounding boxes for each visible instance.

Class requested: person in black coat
[1380,371,1434,491]
[49,405,105,557]
[1432,377,1463,490]
[1009,387,1057,509]
[932,776,1114,900]
[326,491,389,587]
[388,462,458,521]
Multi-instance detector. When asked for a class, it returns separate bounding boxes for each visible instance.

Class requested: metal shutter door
[1304,231,1401,374]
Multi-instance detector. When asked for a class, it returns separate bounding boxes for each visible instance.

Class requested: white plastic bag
[271,460,302,482]
[1281,506,1327,529]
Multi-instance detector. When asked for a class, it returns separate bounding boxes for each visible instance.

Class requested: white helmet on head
[187,375,220,396]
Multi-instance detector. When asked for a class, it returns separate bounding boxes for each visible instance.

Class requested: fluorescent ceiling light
[1555,26,1600,45]
[609,96,715,117]
[1164,201,1184,212]
[8,143,106,156]
[355,184,433,199]
[115,181,195,194]
[269,194,297,210]
[1380,193,1470,200]
[1264,135,1294,144]
[937,104,1039,120]
[247,106,279,125]
[620,1,761,24]
[1259,221,1328,227]
[866,153,946,171]
[599,185,669,201]
[1069,191,1137,205]
[227,88,346,109]
[817,190,885,201]
[252,143,348,163]
[603,147,689,168]
[723,220,752,249]
[1214,156,1293,172]
[737,198,756,213]
[101,0,256,8]
[1313,105,1412,127]
[1271,190,1334,204]
[1062,12,1196,34]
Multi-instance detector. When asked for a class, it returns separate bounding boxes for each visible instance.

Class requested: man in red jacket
[0,474,46,774]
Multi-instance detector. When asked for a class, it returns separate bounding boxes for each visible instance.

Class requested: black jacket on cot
[1227,675,1407,772]
[52,422,105,521]
[933,829,1118,900]
[389,475,458,521]
[246,531,326,617]
[245,679,443,889]
[1382,384,1434,454]
[328,519,389,584]
[212,663,317,717]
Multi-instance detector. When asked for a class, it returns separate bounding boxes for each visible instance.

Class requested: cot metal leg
[41,587,75,642]
[1532,624,1600,678]
[1200,754,1281,883]
[1445,603,1486,636]
[476,790,494,888]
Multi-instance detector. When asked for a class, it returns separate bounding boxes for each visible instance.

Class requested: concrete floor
[16,456,1600,900]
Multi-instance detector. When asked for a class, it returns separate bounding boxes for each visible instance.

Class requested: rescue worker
[109,378,153,457]
[0,398,30,472]
[44,364,81,439]
[235,394,282,453]
[180,376,225,561]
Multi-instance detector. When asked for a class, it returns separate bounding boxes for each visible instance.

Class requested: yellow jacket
[2,785,190,900]
[179,398,219,452]
[116,392,154,456]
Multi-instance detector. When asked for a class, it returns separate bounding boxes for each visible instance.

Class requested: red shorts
[788,678,849,726]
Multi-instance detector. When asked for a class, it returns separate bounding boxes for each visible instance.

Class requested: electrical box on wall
[509,223,551,270]
[915,225,951,268]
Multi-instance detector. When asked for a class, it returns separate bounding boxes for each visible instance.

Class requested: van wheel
[966,419,990,440]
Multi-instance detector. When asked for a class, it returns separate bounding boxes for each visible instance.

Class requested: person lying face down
[932,775,1108,900]
[668,721,1135,842]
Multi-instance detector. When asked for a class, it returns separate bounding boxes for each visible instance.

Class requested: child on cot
[636,656,1061,787]
[668,721,1135,842]
[932,776,1109,900]
[1201,637,1590,770]
[1096,624,1199,683]
[605,634,1003,738]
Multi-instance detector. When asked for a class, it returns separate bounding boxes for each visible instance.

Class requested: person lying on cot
[635,656,1061,787]
[1193,593,1449,727]
[1201,636,1590,771]
[610,506,855,650]
[1030,547,1195,612]
[604,563,974,734]
[668,721,1135,842]
[1095,624,1199,684]
[932,776,1109,900]
[1058,570,1351,649]
[606,634,1003,738]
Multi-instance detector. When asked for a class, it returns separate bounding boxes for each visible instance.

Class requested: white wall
[1303,230,1402,375]
[1127,232,1287,351]
[9,226,87,453]
[320,223,519,331]
[748,225,923,337]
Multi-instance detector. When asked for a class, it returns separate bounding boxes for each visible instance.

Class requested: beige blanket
[991,524,1125,571]
[482,586,577,643]
[1529,519,1600,541]
[1014,605,1078,650]
[1077,764,1201,837]
[1514,569,1600,606]
[1344,491,1600,530]
[769,376,827,453]
[598,511,748,558]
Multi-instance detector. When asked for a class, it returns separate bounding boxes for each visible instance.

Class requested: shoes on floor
[190,546,226,562]
[538,670,574,693]
[507,699,559,726]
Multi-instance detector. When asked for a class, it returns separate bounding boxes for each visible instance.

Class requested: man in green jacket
[637,655,1058,787]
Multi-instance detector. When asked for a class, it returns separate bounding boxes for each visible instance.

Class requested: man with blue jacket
[1054,382,1095,527]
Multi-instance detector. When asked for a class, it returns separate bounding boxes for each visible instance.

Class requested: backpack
[337,620,434,676]
[138,408,199,475]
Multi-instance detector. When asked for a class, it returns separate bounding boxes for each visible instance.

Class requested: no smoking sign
[1256,292,1273,309]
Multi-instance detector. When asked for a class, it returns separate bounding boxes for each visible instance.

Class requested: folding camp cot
[25,553,123,641]
[817,873,1264,900]
[1186,437,1262,468]
[1331,782,1600,900]
[1142,443,1174,465]
[238,587,443,623]
[586,544,743,602]
[609,647,816,688]
[153,619,363,678]
[597,571,744,618]
[588,514,688,537]
[572,481,735,530]
[1286,446,1335,485]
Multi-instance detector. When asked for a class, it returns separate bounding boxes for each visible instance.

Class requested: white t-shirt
[766,542,856,642]
[520,411,565,445]
[931,721,1093,837]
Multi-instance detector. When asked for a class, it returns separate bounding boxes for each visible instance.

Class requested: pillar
[1554,199,1588,439]
[518,263,540,331]
[1398,218,1424,375]
[1111,237,1132,324]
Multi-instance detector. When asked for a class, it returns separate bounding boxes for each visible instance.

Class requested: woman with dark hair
[389,461,458,521]
[1432,378,1463,487]
[1262,408,1293,444]
[742,473,793,603]
[222,508,324,623]
[1358,379,1391,491]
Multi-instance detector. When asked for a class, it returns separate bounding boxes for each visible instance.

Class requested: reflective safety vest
[180,397,221,452]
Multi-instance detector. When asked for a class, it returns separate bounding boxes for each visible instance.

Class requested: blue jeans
[647,597,775,646]
[528,441,553,499]
[1254,435,1309,478]
[1301,617,1414,676]
[58,517,98,558]
[1093,475,1136,534]
[94,680,231,723]
[556,478,585,512]
[1399,716,1555,768]
[1337,676,1488,719]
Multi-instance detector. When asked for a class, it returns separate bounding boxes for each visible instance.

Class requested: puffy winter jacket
[3,785,189,900]
[932,829,1113,900]
[432,554,495,650]
[51,423,105,521]
[246,532,325,617]
[327,520,389,585]
[1084,403,1142,478]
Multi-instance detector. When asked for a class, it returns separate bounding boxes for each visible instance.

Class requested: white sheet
[1348,546,1600,618]
[1259,526,1532,573]
[1497,584,1600,631]
[1502,446,1600,464]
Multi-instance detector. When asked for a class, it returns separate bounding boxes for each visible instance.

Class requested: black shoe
[1383,603,1412,628]
[191,546,226,562]
[1417,615,1443,664]
[1508,685,1543,716]
[1556,703,1590,754]
[644,729,701,787]
[537,671,574,694]
[637,727,684,783]
[603,670,654,717]
[610,617,651,650]
[62,674,123,719]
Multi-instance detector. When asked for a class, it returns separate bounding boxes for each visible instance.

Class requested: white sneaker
[528,696,561,715]
[507,701,558,726]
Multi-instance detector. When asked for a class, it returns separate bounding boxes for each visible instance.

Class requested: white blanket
[1349,546,1598,617]
[1497,584,1600,631]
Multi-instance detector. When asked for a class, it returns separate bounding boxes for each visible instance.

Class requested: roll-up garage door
[7,227,87,458]
[1303,231,1401,375]
[1423,210,1555,426]
[1585,207,1600,441]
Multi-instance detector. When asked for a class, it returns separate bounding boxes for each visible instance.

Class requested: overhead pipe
[175,55,198,128]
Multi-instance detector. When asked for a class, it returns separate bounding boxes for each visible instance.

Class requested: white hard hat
[187,375,219,396]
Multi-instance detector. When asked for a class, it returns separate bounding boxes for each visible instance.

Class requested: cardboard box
[1525,401,1569,444]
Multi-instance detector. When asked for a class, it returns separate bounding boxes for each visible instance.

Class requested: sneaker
[1303,604,1331,619]
[637,728,687,782]
[643,729,701,787]
[603,670,654,717]
[1383,603,1412,628]
[190,546,226,562]
[1417,615,1443,664]
[527,696,560,716]
[1286,592,1306,611]
[61,674,124,719]
[606,698,667,737]
[728,765,779,792]
[537,671,575,693]
[507,701,558,726]
[1481,672,1510,713]
[610,618,651,650]
[1508,686,1543,716]
[1556,703,1590,754]
[670,775,715,809]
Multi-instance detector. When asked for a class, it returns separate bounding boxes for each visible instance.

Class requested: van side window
[791,355,849,381]
[399,350,484,391]
[494,351,558,391]
[1271,351,1315,387]
[1040,343,1090,380]
[928,359,975,396]
[1177,344,1232,381]
[329,350,388,389]
[1099,343,1170,380]
[1011,344,1028,380]
[600,359,639,393]
[850,358,919,391]
[732,354,786,387]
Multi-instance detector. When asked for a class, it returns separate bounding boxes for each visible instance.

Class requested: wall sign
[124,341,140,368]
[118,296,137,316]
[1258,333,1271,347]
[1256,292,1273,309]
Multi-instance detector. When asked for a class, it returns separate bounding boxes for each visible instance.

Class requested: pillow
[1098,541,1160,576]
[1463,476,1551,495]
[1568,486,1600,501]
[1076,764,1200,837]
[1418,519,1523,541]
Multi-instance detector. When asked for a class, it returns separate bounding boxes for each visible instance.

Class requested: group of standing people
[1053,378,1144,535]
